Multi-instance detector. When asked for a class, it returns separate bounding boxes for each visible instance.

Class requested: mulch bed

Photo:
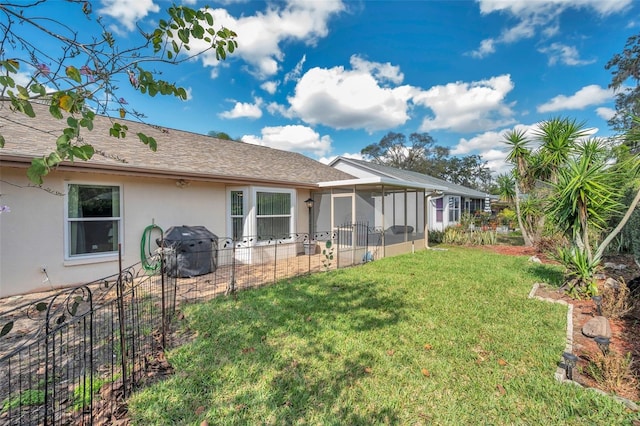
[482,244,640,402]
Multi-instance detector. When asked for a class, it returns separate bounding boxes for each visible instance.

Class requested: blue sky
[9,0,640,174]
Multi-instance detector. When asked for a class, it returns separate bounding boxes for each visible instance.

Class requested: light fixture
[562,352,578,380]
[594,336,610,356]
[304,197,314,243]
[304,198,314,209]
[176,179,190,188]
[591,295,603,316]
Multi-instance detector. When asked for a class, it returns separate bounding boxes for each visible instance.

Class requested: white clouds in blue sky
[16,0,638,174]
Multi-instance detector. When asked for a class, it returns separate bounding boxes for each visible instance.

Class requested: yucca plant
[547,139,635,296]
[554,246,599,298]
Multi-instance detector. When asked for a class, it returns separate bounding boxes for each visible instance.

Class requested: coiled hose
[141,224,163,273]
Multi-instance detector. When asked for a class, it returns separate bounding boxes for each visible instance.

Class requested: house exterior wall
[0,167,313,297]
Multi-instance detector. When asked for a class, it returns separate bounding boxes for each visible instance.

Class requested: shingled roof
[0,101,354,187]
[331,157,489,198]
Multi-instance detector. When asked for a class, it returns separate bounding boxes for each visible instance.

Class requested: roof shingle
[0,101,354,185]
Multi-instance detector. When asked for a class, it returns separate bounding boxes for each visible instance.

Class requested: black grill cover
[160,225,218,278]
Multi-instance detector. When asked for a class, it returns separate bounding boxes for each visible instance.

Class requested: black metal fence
[0,227,379,425]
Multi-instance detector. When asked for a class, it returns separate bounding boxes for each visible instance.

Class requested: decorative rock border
[528,282,639,412]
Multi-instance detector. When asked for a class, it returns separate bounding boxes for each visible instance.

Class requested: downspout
[424,190,443,249]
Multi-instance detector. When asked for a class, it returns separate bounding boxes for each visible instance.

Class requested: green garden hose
[141,224,163,273]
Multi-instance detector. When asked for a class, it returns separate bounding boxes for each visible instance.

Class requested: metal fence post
[161,247,167,350]
[116,244,128,398]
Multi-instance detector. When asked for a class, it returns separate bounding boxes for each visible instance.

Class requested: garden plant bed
[482,244,640,403]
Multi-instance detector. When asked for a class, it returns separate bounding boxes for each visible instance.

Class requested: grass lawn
[128,247,637,425]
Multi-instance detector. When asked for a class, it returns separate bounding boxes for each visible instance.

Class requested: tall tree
[361,132,435,171]
[0,1,237,183]
[606,33,640,140]
[208,131,235,140]
[361,131,494,191]
[533,117,589,184]
[495,173,515,204]
[502,128,534,247]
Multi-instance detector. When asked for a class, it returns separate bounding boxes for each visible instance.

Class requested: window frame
[448,195,461,223]
[434,197,444,223]
[64,182,123,261]
[254,188,294,241]
[227,186,296,244]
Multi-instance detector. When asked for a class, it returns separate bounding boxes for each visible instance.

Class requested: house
[0,102,487,298]
[328,157,492,231]
[0,102,447,298]
[0,101,360,297]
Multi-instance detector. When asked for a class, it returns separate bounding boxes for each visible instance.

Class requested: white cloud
[453,131,513,175]
[287,56,414,132]
[452,130,504,156]
[453,124,539,174]
[470,39,496,58]
[194,1,344,78]
[538,43,595,66]
[219,97,263,119]
[483,148,513,175]
[319,152,364,165]
[471,0,632,58]
[537,85,613,113]
[241,125,332,156]
[99,0,160,31]
[413,74,516,132]
[596,107,616,121]
[284,55,307,84]
[477,0,631,17]
[261,81,279,94]
[349,55,404,85]
[266,101,294,118]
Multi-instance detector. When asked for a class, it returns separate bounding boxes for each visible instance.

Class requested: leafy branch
[0,1,237,183]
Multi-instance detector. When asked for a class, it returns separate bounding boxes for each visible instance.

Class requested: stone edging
[528,283,639,412]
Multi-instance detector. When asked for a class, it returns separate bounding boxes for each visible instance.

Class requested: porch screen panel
[406,190,418,235]
[256,191,291,239]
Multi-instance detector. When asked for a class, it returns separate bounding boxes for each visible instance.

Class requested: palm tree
[495,173,515,203]
[548,138,621,263]
[547,137,640,295]
[532,117,590,184]
[503,129,534,246]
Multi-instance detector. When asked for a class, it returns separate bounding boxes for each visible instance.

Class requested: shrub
[601,278,632,319]
[497,207,517,227]
[584,351,637,396]
[442,227,497,246]
[554,246,599,298]
[428,230,444,244]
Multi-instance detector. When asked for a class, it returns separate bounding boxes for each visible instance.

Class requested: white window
[448,196,460,223]
[256,191,292,240]
[66,183,121,258]
[228,187,295,242]
[230,190,245,241]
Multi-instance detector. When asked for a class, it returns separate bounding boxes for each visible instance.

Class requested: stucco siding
[0,168,226,297]
[0,167,316,297]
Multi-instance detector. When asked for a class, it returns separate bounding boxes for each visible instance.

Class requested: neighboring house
[0,102,448,297]
[328,157,492,231]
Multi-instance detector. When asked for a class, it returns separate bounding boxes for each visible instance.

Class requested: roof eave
[318,176,448,191]
[0,155,319,189]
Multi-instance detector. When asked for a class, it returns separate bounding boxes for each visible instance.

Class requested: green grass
[2,389,45,413]
[128,247,637,425]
